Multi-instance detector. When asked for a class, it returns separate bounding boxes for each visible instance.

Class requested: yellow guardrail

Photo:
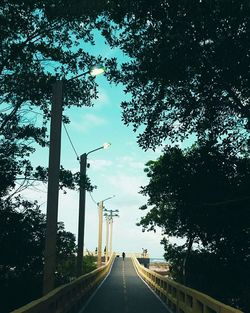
[12,253,116,313]
[131,255,243,313]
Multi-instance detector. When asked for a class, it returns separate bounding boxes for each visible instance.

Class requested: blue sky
[21,30,191,259]
[24,76,166,258]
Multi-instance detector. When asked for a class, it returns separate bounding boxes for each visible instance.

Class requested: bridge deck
[80,257,170,313]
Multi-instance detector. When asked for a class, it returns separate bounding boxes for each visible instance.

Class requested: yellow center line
[122,261,129,312]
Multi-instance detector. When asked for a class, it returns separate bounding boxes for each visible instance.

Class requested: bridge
[12,254,242,313]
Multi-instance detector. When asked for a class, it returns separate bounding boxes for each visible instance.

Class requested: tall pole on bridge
[97,196,115,267]
[77,143,111,277]
[43,80,63,295]
[43,65,106,294]
[105,215,110,263]
[103,209,119,263]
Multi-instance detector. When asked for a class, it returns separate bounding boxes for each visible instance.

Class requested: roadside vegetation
[1,1,249,312]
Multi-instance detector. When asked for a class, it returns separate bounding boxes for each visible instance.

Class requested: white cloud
[115,156,145,170]
[94,88,109,106]
[88,158,113,170]
[71,113,107,133]
[107,173,146,198]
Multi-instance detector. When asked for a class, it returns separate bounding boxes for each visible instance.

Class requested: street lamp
[76,143,111,277]
[97,196,115,267]
[43,66,105,295]
[68,64,105,81]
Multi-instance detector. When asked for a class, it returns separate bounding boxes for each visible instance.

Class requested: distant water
[150,258,166,263]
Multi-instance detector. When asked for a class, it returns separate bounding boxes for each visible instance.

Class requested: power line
[62,122,79,160]
[22,109,79,160]
[88,191,98,205]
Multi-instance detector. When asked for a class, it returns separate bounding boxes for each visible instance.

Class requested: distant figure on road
[122,252,125,260]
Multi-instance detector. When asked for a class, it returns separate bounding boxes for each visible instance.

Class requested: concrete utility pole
[109,217,113,258]
[76,144,111,276]
[104,209,119,263]
[97,196,115,267]
[43,65,106,292]
[76,153,87,276]
[43,80,63,295]
[97,201,104,267]
[105,216,110,263]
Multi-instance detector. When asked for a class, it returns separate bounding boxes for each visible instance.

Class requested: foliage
[0,198,77,312]
[102,0,250,152]
[138,143,250,310]
[162,239,250,311]
[0,3,114,311]
[83,253,97,274]
[0,0,115,201]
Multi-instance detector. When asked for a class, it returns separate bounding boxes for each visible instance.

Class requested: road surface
[80,257,170,313]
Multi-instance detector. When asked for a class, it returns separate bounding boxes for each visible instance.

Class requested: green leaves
[102,0,250,152]
[0,198,77,312]
[138,142,250,310]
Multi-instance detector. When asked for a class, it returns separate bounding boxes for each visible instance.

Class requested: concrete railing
[12,253,116,313]
[125,252,149,258]
[131,255,243,313]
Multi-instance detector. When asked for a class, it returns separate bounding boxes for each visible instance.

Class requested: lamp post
[43,81,63,295]
[43,65,105,295]
[97,196,115,267]
[104,209,119,262]
[76,143,111,277]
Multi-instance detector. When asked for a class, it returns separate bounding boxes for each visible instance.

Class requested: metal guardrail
[131,255,243,313]
[12,253,116,313]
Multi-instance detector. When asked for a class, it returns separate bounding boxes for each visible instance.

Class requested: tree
[0,198,77,312]
[0,0,117,199]
[138,143,250,310]
[101,0,250,152]
[0,4,119,310]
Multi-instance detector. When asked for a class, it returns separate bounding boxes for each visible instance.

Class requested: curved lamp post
[43,65,105,294]
[76,143,111,277]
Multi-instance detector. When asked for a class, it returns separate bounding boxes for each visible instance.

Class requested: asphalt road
[80,257,170,313]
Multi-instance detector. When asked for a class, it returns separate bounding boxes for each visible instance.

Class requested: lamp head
[103,142,111,149]
[89,65,105,77]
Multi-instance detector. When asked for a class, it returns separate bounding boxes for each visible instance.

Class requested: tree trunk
[182,236,194,285]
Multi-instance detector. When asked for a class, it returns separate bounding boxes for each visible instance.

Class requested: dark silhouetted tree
[138,143,250,310]
[101,0,250,152]
[0,198,77,312]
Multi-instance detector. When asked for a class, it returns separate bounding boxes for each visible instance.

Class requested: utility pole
[104,209,119,262]
[76,153,87,276]
[76,144,111,276]
[109,217,113,258]
[43,66,106,291]
[97,196,115,267]
[105,216,110,263]
[43,80,63,295]
[97,201,104,267]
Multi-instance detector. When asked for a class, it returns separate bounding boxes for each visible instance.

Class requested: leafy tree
[102,0,250,151]
[161,238,250,311]
[0,3,116,311]
[0,198,77,312]
[0,0,116,199]
[83,253,97,274]
[138,143,250,310]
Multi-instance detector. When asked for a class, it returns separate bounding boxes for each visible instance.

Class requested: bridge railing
[12,253,116,313]
[131,255,243,313]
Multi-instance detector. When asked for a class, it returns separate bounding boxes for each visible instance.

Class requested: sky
[21,31,189,259]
